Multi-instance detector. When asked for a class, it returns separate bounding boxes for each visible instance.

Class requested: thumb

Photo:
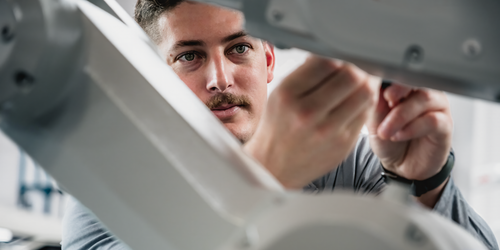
[366,80,392,135]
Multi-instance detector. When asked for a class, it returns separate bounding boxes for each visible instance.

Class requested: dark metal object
[14,71,35,92]
[1,25,14,42]
[404,45,424,66]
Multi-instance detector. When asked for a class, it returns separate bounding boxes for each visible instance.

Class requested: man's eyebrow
[221,31,247,44]
[173,40,206,50]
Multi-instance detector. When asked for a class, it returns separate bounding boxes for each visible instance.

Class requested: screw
[14,71,35,92]
[272,10,284,22]
[404,45,424,66]
[1,25,15,43]
[405,223,427,245]
[462,38,482,59]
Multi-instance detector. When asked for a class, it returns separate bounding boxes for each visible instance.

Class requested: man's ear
[263,41,275,84]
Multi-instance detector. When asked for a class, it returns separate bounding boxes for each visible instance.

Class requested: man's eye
[232,45,249,54]
[179,53,196,62]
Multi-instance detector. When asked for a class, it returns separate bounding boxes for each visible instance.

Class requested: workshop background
[1,0,499,249]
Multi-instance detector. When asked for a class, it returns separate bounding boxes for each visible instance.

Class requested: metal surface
[231,0,500,103]
[0,0,83,124]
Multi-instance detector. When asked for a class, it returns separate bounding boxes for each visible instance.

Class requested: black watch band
[381,152,454,197]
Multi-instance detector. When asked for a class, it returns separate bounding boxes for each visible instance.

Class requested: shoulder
[61,197,130,250]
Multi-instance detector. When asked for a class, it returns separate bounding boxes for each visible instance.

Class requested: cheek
[233,62,268,110]
[175,71,209,101]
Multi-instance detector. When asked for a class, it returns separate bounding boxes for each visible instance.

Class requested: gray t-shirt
[61,135,499,250]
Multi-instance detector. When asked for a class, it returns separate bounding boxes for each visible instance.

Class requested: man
[61,1,498,249]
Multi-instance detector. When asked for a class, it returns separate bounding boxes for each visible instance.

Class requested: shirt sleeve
[61,197,131,250]
[307,134,498,250]
[305,135,385,195]
[433,178,499,250]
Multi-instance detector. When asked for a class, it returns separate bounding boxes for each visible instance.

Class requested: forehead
[158,2,244,47]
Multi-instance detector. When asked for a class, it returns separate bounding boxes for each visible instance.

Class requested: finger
[366,83,391,134]
[378,89,448,139]
[299,63,372,119]
[383,83,413,108]
[390,111,450,141]
[317,75,379,132]
[280,55,343,97]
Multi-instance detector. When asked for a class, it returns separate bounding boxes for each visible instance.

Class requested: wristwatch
[381,151,455,197]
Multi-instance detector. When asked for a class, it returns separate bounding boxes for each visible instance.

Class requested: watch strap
[381,152,454,197]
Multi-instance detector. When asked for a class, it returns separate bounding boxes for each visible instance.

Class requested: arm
[61,197,130,250]
[434,179,499,250]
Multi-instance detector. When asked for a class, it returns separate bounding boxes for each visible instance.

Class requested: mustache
[205,93,251,109]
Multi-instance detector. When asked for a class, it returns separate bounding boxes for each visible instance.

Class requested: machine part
[404,45,424,69]
[462,38,482,59]
[193,0,243,10]
[231,0,500,102]
[220,192,487,250]
[1,25,15,43]
[0,0,84,124]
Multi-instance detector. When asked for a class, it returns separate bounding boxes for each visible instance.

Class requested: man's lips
[210,104,242,119]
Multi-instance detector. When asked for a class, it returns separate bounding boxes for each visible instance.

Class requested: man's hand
[244,56,380,189]
[366,83,453,207]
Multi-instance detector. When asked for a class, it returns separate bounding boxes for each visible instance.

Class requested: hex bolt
[272,10,284,22]
[404,45,424,66]
[1,25,15,43]
[462,38,482,59]
[14,71,35,92]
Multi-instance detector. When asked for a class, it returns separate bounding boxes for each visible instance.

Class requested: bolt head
[1,25,15,43]
[462,38,482,59]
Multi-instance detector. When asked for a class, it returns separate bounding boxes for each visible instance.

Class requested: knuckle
[426,112,441,128]
[295,106,316,125]
[359,83,376,104]
[418,90,433,102]
[392,108,409,124]
[324,59,342,72]
[342,63,365,86]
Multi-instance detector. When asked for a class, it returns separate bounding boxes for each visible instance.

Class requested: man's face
[156,2,275,143]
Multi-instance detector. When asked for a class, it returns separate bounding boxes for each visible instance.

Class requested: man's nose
[206,54,234,92]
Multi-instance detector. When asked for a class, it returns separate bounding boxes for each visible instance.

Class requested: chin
[224,123,253,144]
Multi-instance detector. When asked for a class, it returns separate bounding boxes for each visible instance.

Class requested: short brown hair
[134,0,185,43]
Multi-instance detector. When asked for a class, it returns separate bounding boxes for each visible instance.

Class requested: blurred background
[1,0,499,249]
